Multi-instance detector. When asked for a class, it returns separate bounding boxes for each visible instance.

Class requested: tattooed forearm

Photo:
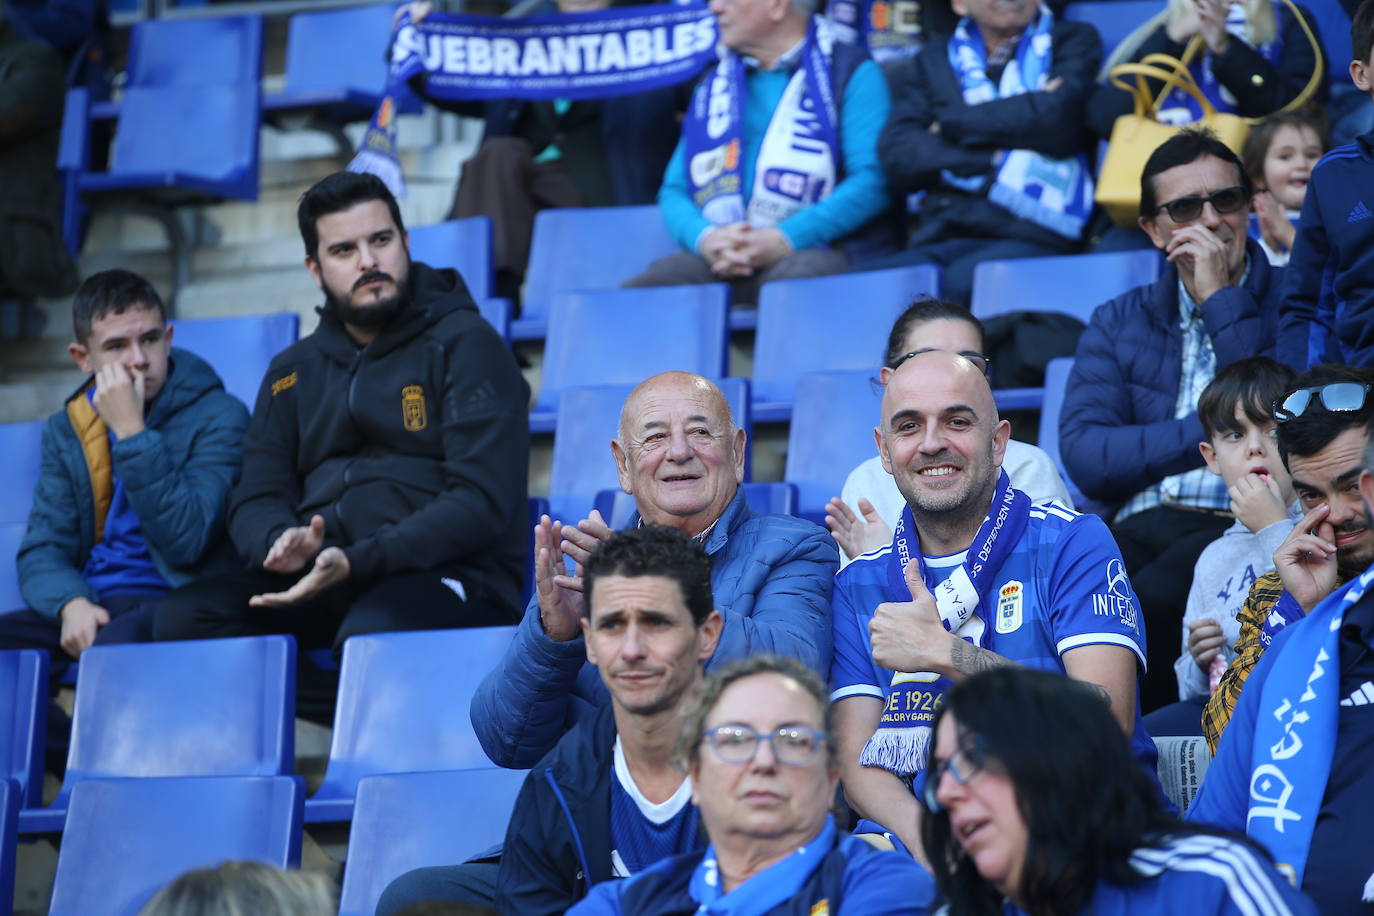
[950,639,1018,676]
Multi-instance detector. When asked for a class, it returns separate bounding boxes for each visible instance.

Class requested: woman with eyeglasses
[922,667,1315,916]
[567,654,936,916]
[824,298,1075,566]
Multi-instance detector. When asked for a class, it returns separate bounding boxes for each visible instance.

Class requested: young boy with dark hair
[1149,357,1299,736]
[1277,0,1374,368]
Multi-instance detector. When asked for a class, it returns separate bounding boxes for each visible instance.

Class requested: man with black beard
[153,171,530,719]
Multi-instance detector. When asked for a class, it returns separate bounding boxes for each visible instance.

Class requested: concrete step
[0,374,84,424]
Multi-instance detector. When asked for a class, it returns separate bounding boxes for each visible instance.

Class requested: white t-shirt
[836,440,1074,566]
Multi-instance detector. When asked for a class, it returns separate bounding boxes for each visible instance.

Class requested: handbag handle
[1110,58,1220,120]
[1269,0,1324,116]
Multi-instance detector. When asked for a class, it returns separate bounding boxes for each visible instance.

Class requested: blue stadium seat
[0,420,44,526]
[408,217,494,303]
[479,298,512,342]
[785,370,885,526]
[972,250,1161,410]
[265,3,420,129]
[49,775,303,916]
[60,15,263,300]
[171,313,299,410]
[0,778,16,913]
[594,481,797,528]
[530,285,730,432]
[548,378,750,525]
[1063,1,1162,55]
[306,627,516,823]
[20,635,296,834]
[337,768,527,916]
[0,420,44,612]
[0,651,47,809]
[753,266,939,422]
[1038,356,1100,514]
[516,206,681,340]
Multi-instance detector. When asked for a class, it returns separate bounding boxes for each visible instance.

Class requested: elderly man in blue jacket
[1060,127,1283,713]
[471,370,839,770]
[0,269,247,677]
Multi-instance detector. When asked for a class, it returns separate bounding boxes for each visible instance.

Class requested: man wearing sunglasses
[1189,367,1374,915]
[1202,366,1374,753]
[378,526,719,915]
[1061,127,1284,713]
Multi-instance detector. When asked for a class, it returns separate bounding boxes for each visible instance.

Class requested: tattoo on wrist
[950,639,1008,675]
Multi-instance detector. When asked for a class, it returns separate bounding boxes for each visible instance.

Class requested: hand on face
[1273,504,1339,612]
[1163,224,1232,303]
[1228,471,1289,534]
[92,362,147,440]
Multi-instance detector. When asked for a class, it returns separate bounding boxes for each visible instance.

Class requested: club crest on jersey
[401,384,427,431]
[995,580,1023,634]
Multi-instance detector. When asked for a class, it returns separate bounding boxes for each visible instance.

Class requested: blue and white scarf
[682,16,840,229]
[1160,2,1283,124]
[689,816,836,915]
[942,7,1093,240]
[860,471,1031,781]
[1247,563,1374,899]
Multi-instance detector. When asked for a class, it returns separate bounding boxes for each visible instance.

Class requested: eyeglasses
[1153,186,1250,223]
[890,348,992,377]
[922,735,987,814]
[1273,382,1373,423]
[700,724,828,766]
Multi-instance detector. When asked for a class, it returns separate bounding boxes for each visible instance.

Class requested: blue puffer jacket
[469,486,840,769]
[1060,238,1282,505]
[17,349,248,619]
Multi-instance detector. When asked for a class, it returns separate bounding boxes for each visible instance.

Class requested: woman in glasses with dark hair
[922,667,1315,916]
[568,655,935,916]
[824,297,1075,566]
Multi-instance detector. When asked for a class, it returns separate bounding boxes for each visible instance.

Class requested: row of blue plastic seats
[0,630,524,914]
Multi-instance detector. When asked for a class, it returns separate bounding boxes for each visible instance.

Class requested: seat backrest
[110,84,261,197]
[59,637,296,806]
[594,481,796,528]
[1037,356,1088,500]
[1063,0,1163,55]
[0,651,47,808]
[281,3,396,97]
[172,314,299,411]
[0,778,16,912]
[407,217,494,302]
[125,15,264,88]
[315,627,517,804]
[338,768,527,916]
[548,378,750,525]
[477,298,512,341]
[537,285,729,413]
[523,206,679,322]
[49,775,303,916]
[0,523,25,612]
[753,266,939,408]
[971,250,1161,325]
[0,420,44,525]
[785,370,885,521]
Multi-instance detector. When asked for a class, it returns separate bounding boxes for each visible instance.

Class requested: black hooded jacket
[227,261,530,613]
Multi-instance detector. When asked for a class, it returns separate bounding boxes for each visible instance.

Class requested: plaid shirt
[1201,571,1321,754]
[1115,277,1234,523]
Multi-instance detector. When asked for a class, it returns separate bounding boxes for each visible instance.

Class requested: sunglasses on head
[1273,382,1373,423]
[1154,186,1250,223]
[890,348,992,377]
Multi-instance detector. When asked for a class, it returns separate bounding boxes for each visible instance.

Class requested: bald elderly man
[829,352,1160,856]
[472,371,839,768]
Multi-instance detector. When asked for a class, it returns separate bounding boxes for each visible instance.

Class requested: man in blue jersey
[830,350,1157,858]
[378,525,720,915]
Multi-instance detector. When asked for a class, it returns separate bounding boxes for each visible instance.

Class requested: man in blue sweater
[0,269,247,677]
[623,0,893,303]
[1278,0,1374,370]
